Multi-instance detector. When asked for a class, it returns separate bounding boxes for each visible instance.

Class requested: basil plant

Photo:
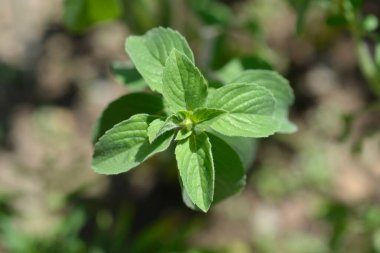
[92,27,296,212]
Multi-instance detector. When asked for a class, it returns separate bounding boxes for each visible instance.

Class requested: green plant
[289,0,380,99]
[91,27,296,212]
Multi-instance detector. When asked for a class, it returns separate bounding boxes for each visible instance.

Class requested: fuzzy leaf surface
[162,50,208,111]
[93,114,174,175]
[192,108,225,124]
[125,27,194,92]
[147,117,178,143]
[175,129,192,141]
[92,93,164,143]
[232,70,297,133]
[175,132,214,212]
[206,84,279,138]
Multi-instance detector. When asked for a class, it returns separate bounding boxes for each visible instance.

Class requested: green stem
[355,36,380,97]
[346,2,380,99]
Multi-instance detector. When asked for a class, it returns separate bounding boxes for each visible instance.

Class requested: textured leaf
[177,108,225,125]
[92,93,164,143]
[175,129,192,141]
[125,27,194,92]
[175,132,214,212]
[192,108,225,124]
[206,84,279,138]
[232,70,297,133]
[162,50,208,111]
[147,117,178,143]
[208,134,246,203]
[93,114,174,175]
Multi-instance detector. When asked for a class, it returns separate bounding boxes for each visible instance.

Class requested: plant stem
[346,2,380,99]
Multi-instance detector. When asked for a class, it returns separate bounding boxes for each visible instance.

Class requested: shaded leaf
[232,70,297,133]
[63,0,121,33]
[111,61,146,90]
[208,134,246,203]
[175,129,193,141]
[175,132,214,212]
[92,92,164,143]
[147,117,178,143]
[93,114,174,175]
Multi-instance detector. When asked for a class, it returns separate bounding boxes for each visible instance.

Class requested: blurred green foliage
[63,0,121,33]
[0,198,228,253]
[2,0,380,252]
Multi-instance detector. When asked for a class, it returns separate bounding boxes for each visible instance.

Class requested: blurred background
[0,0,380,252]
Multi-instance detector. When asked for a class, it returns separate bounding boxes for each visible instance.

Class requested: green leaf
[190,0,232,26]
[175,129,192,141]
[111,61,146,90]
[217,57,273,84]
[349,0,363,9]
[162,50,208,111]
[93,114,174,175]
[180,178,199,210]
[175,132,214,212]
[125,27,194,93]
[147,117,178,143]
[232,70,297,133]
[326,14,348,27]
[206,83,280,138]
[92,92,164,143]
[207,129,257,169]
[63,0,121,33]
[192,108,225,124]
[208,134,246,203]
[177,108,225,125]
[287,0,314,34]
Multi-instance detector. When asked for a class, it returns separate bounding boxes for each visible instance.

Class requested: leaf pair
[92,27,296,212]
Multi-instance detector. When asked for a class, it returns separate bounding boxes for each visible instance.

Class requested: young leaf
[208,134,246,203]
[93,114,174,175]
[206,84,280,138]
[125,27,194,93]
[92,93,164,143]
[232,70,297,133]
[192,108,225,124]
[175,129,192,141]
[176,108,225,125]
[175,132,214,212]
[147,117,178,143]
[162,50,208,111]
